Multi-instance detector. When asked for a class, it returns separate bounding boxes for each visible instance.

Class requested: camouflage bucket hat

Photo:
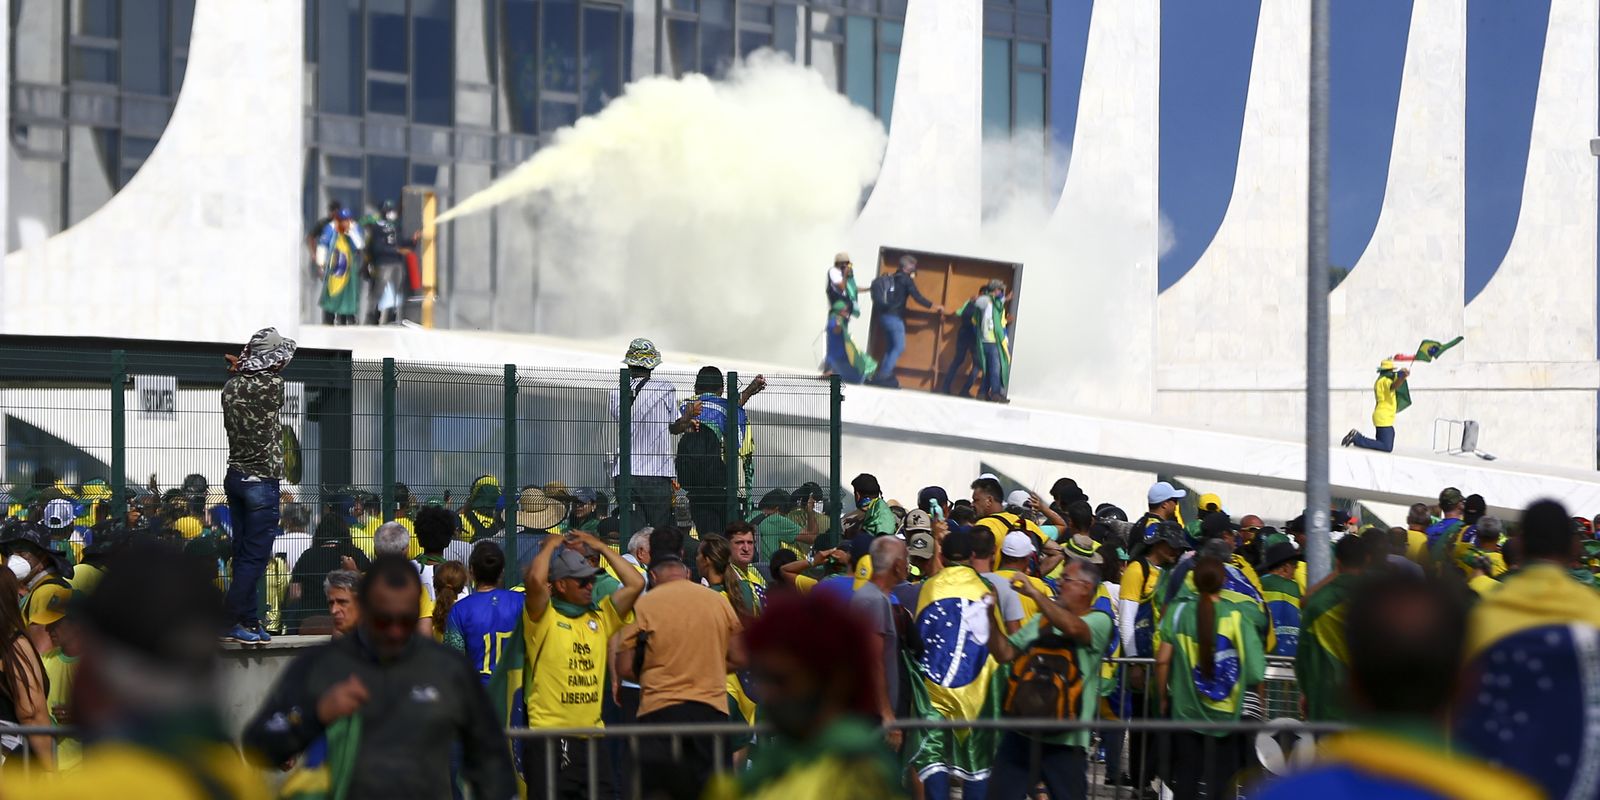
[623,338,662,369]
[237,327,297,373]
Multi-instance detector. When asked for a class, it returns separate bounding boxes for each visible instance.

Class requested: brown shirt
[620,578,742,718]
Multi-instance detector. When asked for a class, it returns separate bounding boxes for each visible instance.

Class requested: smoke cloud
[440,53,887,366]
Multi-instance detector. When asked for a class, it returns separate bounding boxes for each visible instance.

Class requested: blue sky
[1050,0,1553,299]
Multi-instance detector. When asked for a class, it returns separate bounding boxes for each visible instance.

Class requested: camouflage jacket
[223,371,284,479]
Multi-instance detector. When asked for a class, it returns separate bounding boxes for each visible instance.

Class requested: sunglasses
[563,575,597,587]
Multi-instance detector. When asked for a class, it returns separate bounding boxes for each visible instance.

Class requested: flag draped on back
[905,565,1001,784]
[487,609,533,797]
[277,715,362,800]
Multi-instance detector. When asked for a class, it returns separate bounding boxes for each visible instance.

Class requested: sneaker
[255,624,273,644]
[1341,429,1358,447]
[224,624,262,645]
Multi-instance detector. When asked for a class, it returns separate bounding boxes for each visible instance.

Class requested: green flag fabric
[1413,336,1463,363]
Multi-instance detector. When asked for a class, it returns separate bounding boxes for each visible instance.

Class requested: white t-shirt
[608,376,679,478]
[973,295,997,343]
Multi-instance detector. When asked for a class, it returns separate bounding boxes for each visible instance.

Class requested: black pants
[620,475,675,530]
[1166,731,1241,800]
[638,701,729,800]
[524,735,613,800]
[987,733,1087,800]
[939,329,980,396]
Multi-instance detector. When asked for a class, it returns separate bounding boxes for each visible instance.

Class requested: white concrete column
[1464,0,1598,364]
[1,0,303,342]
[1156,1,1310,369]
[849,0,982,257]
[1330,0,1465,372]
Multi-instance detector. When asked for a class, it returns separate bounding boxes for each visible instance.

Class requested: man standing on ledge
[222,327,295,644]
[869,254,943,388]
[1342,358,1408,452]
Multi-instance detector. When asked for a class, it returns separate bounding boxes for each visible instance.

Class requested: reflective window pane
[412,0,453,125]
[540,100,577,133]
[878,50,898,126]
[122,0,170,95]
[1016,70,1045,131]
[740,3,774,24]
[843,16,874,112]
[412,162,440,186]
[369,79,408,116]
[1017,41,1044,67]
[366,155,408,209]
[667,17,697,77]
[740,29,772,60]
[982,36,1011,135]
[543,0,579,92]
[77,0,118,38]
[318,0,363,115]
[700,3,735,77]
[880,20,903,47]
[173,0,196,47]
[72,47,119,84]
[503,0,539,133]
[582,6,622,114]
[810,35,842,93]
[327,155,363,178]
[368,0,408,73]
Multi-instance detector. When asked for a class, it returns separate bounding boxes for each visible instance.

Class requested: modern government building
[6,0,1051,330]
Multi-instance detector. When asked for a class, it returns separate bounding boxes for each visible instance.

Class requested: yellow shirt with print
[43,648,80,771]
[525,596,629,728]
[1372,375,1397,427]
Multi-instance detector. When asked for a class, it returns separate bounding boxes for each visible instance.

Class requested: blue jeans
[224,467,281,627]
[980,342,1003,398]
[1352,425,1395,452]
[940,329,980,395]
[878,313,906,379]
[988,733,1087,800]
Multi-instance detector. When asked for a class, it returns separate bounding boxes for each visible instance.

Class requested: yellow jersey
[525,597,629,728]
[1372,376,1397,427]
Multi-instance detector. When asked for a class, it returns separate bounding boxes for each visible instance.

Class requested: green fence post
[381,358,397,523]
[503,364,519,582]
[724,371,740,526]
[110,350,127,522]
[617,368,633,540]
[830,375,842,539]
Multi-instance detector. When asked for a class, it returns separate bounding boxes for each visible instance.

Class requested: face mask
[812,501,824,514]
[857,496,871,510]
[7,555,30,580]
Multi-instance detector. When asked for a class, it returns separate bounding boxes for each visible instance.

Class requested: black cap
[1258,540,1302,573]
[1199,511,1241,540]
[918,486,950,513]
[1095,503,1128,523]
[941,528,974,562]
[1147,521,1189,552]
[1,521,71,576]
[1286,514,1307,535]
[760,489,793,511]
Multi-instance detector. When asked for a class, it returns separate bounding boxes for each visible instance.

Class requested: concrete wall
[1155,1,1309,427]
[220,638,313,739]
[1,0,302,343]
[848,0,982,259]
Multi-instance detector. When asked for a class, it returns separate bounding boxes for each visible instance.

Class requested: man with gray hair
[373,521,411,557]
[1471,515,1507,577]
[852,535,908,747]
[323,569,361,636]
[868,253,943,388]
[624,528,652,575]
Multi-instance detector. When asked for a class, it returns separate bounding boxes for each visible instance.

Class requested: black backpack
[870,274,897,309]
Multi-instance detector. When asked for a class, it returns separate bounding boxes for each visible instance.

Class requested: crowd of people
[306,199,418,326]
[824,253,1014,402]
[1,331,1598,800]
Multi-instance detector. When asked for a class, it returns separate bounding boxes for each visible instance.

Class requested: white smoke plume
[439,52,887,366]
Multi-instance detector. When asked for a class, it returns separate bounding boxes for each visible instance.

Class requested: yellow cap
[1197,492,1224,513]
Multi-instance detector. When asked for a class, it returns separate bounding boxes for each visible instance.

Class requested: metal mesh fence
[0,339,841,634]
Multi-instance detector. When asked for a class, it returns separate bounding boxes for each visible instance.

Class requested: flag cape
[1378,369,1413,415]
[906,565,1000,782]
[277,715,362,800]
[487,604,533,797]
[318,227,362,317]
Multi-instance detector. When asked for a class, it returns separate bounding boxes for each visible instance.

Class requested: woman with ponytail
[697,535,756,621]
[1155,552,1266,800]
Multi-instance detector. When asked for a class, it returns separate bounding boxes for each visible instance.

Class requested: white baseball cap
[1147,481,1186,505]
[42,498,76,530]
[1005,490,1033,510]
[1001,530,1037,558]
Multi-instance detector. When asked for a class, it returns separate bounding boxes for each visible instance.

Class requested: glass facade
[981,0,1051,208]
[8,0,194,244]
[9,0,1048,328]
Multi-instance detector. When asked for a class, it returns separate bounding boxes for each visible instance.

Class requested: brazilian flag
[1413,336,1463,363]
[905,565,1000,787]
[487,589,532,797]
